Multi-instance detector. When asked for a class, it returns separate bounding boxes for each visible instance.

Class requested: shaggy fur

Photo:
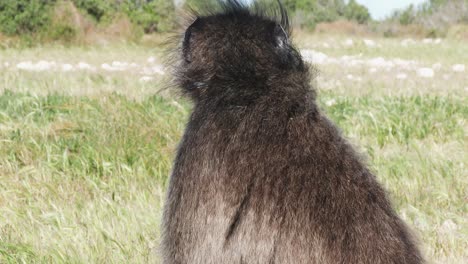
[161,1,424,263]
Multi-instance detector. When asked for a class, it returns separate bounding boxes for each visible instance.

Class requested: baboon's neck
[194,70,314,107]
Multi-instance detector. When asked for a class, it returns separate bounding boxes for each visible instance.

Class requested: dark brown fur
[161,1,424,263]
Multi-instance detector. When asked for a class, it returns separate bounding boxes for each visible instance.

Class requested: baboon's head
[175,0,308,104]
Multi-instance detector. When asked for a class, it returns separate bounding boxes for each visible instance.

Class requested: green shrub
[262,0,370,30]
[72,0,176,33]
[49,24,77,42]
[0,0,55,35]
[184,0,218,9]
[72,0,112,22]
[124,0,175,33]
[345,0,371,24]
[398,5,416,25]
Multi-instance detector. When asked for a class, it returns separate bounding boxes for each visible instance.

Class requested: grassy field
[0,36,467,263]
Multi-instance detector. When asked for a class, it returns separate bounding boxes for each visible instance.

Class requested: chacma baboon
[162,1,424,263]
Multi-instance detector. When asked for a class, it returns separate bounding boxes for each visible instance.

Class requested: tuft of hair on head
[189,0,291,37]
[169,0,309,103]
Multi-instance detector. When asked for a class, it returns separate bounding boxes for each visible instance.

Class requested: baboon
[161,1,424,263]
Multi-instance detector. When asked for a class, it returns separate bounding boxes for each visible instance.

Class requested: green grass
[0,92,188,263]
[319,94,466,146]
[0,39,467,263]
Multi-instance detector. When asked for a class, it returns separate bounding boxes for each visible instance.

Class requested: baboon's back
[161,1,423,263]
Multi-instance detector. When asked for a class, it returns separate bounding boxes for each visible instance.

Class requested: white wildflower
[101,63,122,72]
[438,219,458,235]
[344,39,353,46]
[401,38,415,46]
[417,68,434,78]
[17,60,54,71]
[432,63,442,71]
[139,76,154,82]
[422,38,433,44]
[61,64,74,72]
[36,60,54,71]
[392,58,417,70]
[300,50,328,64]
[151,65,165,75]
[368,57,394,68]
[111,61,129,70]
[363,39,376,47]
[77,62,95,71]
[325,99,336,107]
[142,65,165,75]
[147,56,156,64]
[396,73,407,80]
[452,64,465,72]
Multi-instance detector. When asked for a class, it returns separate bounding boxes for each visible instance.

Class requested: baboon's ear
[273,24,289,50]
[271,23,302,68]
[183,18,203,63]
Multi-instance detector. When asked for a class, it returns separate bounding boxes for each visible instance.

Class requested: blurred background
[0,0,467,45]
[0,1,466,263]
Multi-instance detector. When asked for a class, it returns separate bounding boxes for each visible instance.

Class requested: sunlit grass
[297,34,468,65]
[0,38,467,263]
[0,92,187,263]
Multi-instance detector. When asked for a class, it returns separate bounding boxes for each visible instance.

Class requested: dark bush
[49,24,77,42]
[72,0,111,22]
[124,0,175,34]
